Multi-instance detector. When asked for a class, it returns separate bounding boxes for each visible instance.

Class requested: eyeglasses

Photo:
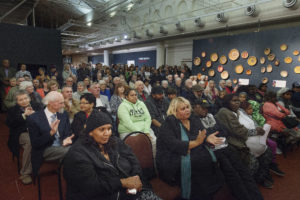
[79,102,91,105]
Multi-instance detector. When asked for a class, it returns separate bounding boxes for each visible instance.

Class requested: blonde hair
[167,97,192,117]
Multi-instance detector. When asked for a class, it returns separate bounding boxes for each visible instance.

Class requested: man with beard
[145,86,169,136]
[27,91,74,177]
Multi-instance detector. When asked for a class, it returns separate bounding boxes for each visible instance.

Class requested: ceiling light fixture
[110,11,117,17]
[87,22,92,26]
[127,3,134,11]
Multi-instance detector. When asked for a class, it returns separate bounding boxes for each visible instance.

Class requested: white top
[96,98,104,107]
[44,107,60,136]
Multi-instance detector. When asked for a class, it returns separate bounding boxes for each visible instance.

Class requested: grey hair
[15,90,30,101]
[175,77,181,82]
[103,76,109,81]
[77,81,85,87]
[19,81,33,90]
[185,79,192,86]
[219,80,225,84]
[42,91,63,105]
[62,86,73,92]
[161,80,168,85]
[134,80,144,89]
[90,82,100,90]
[99,80,106,85]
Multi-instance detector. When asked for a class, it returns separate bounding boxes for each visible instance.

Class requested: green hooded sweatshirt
[117,99,151,136]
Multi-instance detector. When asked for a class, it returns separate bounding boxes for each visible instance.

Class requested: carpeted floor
[0,113,299,200]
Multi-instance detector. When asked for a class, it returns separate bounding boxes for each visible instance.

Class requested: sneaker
[20,175,32,185]
[261,179,273,189]
[276,147,282,155]
[270,163,285,177]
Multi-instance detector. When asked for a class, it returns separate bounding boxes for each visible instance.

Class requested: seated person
[117,88,152,140]
[61,86,80,123]
[72,81,90,101]
[192,99,264,200]
[239,101,284,177]
[90,82,111,113]
[215,94,273,188]
[19,81,44,110]
[263,91,300,144]
[117,88,156,155]
[27,91,74,177]
[99,80,111,100]
[109,83,125,119]
[145,86,169,136]
[156,97,226,200]
[71,93,98,141]
[63,111,161,200]
[6,90,42,185]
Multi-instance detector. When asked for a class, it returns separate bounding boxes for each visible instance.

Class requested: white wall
[166,39,193,68]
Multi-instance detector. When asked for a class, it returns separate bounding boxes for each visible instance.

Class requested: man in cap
[145,86,169,136]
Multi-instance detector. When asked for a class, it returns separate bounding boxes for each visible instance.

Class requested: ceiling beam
[0,0,28,22]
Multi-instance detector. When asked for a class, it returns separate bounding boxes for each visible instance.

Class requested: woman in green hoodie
[118,88,152,139]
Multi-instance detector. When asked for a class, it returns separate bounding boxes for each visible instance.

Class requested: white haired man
[27,91,74,177]
[90,82,111,113]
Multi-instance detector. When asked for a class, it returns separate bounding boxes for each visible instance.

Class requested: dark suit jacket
[0,67,16,86]
[27,110,72,176]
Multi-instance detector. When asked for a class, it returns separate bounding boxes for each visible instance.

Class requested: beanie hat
[84,111,112,135]
[151,86,164,95]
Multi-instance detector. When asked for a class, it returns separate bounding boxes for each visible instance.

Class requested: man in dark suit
[27,91,74,177]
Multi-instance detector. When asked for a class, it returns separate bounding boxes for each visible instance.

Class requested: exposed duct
[283,0,297,8]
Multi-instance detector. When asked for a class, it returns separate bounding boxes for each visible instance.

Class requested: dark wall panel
[88,55,104,64]
[112,50,156,67]
[192,26,300,88]
[0,23,62,73]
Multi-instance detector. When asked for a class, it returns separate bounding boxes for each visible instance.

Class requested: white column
[156,43,165,68]
[104,50,109,66]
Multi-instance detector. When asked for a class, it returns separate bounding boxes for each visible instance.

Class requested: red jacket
[263,102,290,132]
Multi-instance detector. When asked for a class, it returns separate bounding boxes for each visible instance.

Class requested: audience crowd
[1,58,300,200]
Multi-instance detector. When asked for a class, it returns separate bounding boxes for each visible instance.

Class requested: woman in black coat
[71,93,98,141]
[156,97,225,200]
[63,111,161,200]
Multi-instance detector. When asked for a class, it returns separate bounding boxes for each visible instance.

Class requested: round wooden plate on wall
[228,49,240,61]
[247,56,257,66]
[201,51,206,57]
[260,57,266,64]
[241,51,249,59]
[208,69,215,77]
[280,70,288,77]
[262,77,268,84]
[267,64,273,72]
[268,53,275,61]
[293,50,299,56]
[206,60,212,68]
[274,59,280,66]
[261,67,266,73]
[210,53,218,62]
[233,79,238,84]
[235,64,244,74]
[294,66,300,74]
[280,44,288,51]
[264,48,271,55]
[193,57,201,66]
[219,55,227,65]
[246,69,252,75]
[284,57,292,64]
[221,71,229,79]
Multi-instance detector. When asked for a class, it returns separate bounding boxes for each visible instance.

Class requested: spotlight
[175,21,184,31]
[146,29,154,37]
[216,13,227,22]
[159,26,168,34]
[245,5,257,16]
[194,17,205,27]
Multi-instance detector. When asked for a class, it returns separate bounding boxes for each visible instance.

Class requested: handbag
[282,116,299,129]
